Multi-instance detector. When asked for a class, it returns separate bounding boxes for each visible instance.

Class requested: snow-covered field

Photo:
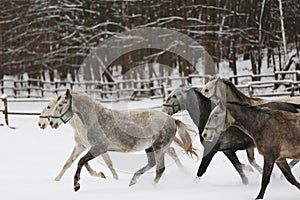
[0,99,299,200]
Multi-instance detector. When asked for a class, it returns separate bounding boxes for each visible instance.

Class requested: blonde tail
[174,119,198,158]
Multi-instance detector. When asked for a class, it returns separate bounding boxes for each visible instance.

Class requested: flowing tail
[174,119,198,158]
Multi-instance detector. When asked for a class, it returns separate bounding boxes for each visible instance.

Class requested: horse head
[50,89,74,129]
[162,86,192,115]
[201,103,232,141]
[38,93,60,129]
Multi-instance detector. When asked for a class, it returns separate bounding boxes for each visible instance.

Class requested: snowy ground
[0,99,299,200]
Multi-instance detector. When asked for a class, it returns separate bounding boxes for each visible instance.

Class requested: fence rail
[2,71,300,100]
[0,75,210,100]
[2,71,300,127]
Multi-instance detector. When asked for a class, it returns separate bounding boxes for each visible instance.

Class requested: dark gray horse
[163,86,300,184]
[201,77,300,167]
[162,86,259,185]
[202,101,300,199]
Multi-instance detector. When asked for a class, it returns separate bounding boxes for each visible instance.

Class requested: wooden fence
[0,75,210,101]
[2,71,300,101]
[1,71,300,127]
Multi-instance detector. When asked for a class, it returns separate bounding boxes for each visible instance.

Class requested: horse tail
[174,119,198,158]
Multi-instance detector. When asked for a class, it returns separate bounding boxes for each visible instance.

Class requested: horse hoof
[99,172,106,179]
[54,177,61,181]
[243,165,254,172]
[242,178,249,185]
[194,176,201,183]
[74,184,80,192]
[129,179,136,187]
[152,181,158,186]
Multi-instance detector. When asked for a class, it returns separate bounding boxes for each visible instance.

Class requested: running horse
[38,94,118,181]
[201,76,300,167]
[163,86,260,184]
[49,89,197,191]
[202,101,300,199]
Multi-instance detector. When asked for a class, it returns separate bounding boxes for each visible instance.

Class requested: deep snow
[0,99,299,200]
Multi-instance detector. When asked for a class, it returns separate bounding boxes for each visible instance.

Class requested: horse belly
[129,139,154,152]
[279,131,300,159]
[113,138,153,152]
[279,146,300,160]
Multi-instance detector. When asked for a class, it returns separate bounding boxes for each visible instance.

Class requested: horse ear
[161,82,167,101]
[193,87,202,94]
[53,92,58,100]
[66,89,71,98]
[210,74,220,81]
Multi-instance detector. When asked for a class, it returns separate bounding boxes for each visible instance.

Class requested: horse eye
[172,94,177,98]
[47,106,51,109]
[204,89,209,93]
[58,104,62,107]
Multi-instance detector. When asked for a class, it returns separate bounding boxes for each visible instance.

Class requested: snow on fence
[0,75,210,100]
[1,71,300,127]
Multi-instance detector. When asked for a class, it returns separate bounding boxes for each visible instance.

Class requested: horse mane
[227,101,300,115]
[226,101,275,118]
[222,79,261,102]
[191,87,212,104]
[71,91,104,107]
[227,101,300,127]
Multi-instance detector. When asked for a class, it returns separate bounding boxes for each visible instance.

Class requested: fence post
[248,84,253,97]
[291,81,295,96]
[1,95,9,126]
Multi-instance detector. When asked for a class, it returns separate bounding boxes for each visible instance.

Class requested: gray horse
[49,89,196,191]
[162,86,259,184]
[38,94,118,181]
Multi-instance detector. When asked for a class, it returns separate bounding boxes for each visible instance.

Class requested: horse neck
[71,93,108,125]
[226,86,264,105]
[228,104,269,140]
[184,90,212,132]
[68,114,90,147]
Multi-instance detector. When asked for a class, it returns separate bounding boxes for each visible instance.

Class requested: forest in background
[1,0,299,84]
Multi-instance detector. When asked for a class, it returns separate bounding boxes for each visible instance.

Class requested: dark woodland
[1,0,299,83]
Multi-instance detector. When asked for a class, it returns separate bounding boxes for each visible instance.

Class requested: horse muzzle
[38,122,47,129]
[49,121,60,129]
[202,131,214,142]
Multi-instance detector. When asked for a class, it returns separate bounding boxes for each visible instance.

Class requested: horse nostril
[38,123,41,127]
[50,121,53,126]
[204,89,209,93]
[203,133,207,138]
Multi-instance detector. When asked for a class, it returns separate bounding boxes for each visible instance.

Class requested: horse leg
[289,159,299,168]
[129,147,156,186]
[223,151,248,185]
[101,153,119,180]
[256,156,275,199]
[153,149,166,184]
[84,163,106,179]
[55,144,86,181]
[246,148,263,174]
[276,159,300,189]
[166,147,186,173]
[196,149,217,178]
[74,145,105,192]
